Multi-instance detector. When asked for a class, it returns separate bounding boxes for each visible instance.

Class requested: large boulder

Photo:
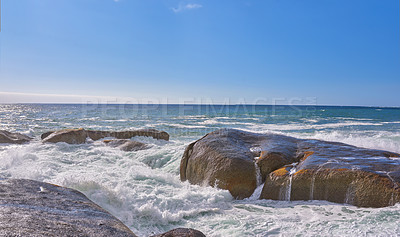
[42,128,169,144]
[181,129,400,207]
[0,179,136,236]
[260,139,400,208]
[151,228,206,237]
[0,130,32,144]
[180,129,297,199]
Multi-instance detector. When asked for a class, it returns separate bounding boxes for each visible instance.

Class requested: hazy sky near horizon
[0,0,399,106]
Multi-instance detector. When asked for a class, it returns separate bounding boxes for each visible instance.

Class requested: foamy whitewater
[1,104,400,236]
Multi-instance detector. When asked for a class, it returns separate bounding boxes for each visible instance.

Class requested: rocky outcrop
[87,129,170,141]
[0,179,136,236]
[0,130,32,144]
[42,128,169,144]
[103,139,149,152]
[181,129,400,207]
[151,228,206,237]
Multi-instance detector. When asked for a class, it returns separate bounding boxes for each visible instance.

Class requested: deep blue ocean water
[0,104,399,236]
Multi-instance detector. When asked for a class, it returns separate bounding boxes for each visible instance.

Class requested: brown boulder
[42,128,88,144]
[150,228,206,237]
[260,139,400,207]
[0,130,32,144]
[180,129,297,199]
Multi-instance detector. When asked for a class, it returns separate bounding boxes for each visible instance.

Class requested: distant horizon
[0,91,399,109]
[2,103,400,109]
[1,0,399,107]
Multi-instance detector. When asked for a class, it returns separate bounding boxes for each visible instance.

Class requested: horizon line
[1,92,398,108]
[0,103,399,109]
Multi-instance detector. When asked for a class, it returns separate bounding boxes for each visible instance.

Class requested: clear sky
[0,0,399,106]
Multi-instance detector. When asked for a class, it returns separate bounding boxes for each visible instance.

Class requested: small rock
[151,228,206,237]
[0,130,32,144]
[103,139,149,152]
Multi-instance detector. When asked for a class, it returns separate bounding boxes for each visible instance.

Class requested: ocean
[0,104,399,236]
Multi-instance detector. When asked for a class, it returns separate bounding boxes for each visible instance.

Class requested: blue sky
[0,0,399,106]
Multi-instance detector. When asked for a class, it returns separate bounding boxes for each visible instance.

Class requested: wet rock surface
[0,130,33,144]
[180,129,298,199]
[181,129,400,207]
[0,179,136,236]
[181,130,258,199]
[261,139,400,207]
[151,228,206,237]
[42,128,169,144]
[42,128,88,144]
[103,139,149,151]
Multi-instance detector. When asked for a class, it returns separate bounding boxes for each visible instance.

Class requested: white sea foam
[292,131,400,153]
[197,118,219,125]
[382,121,400,124]
[1,105,400,236]
[1,139,399,236]
[156,123,208,129]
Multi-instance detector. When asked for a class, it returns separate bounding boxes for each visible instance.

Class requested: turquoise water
[0,104,399,236]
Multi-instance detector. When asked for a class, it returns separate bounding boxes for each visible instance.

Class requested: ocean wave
[222,121,383,133]
[289,131,400,153]
[156,123,208,129]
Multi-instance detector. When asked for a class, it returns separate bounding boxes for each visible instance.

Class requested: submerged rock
[0,179,136,236]
[181,128,400,207]
[151,228,206,237]
[103,139,149,151]
[42,128,169,144]
[0,130,32,144]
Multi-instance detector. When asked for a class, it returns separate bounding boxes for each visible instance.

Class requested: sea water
[0,104,399,236]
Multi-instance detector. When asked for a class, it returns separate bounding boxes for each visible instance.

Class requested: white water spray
[248,162,264,200]
[285,163,298,201]
[255,162,262,187]
[310,175,315,200]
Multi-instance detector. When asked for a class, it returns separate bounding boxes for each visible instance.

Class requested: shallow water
[0,104,399,236]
